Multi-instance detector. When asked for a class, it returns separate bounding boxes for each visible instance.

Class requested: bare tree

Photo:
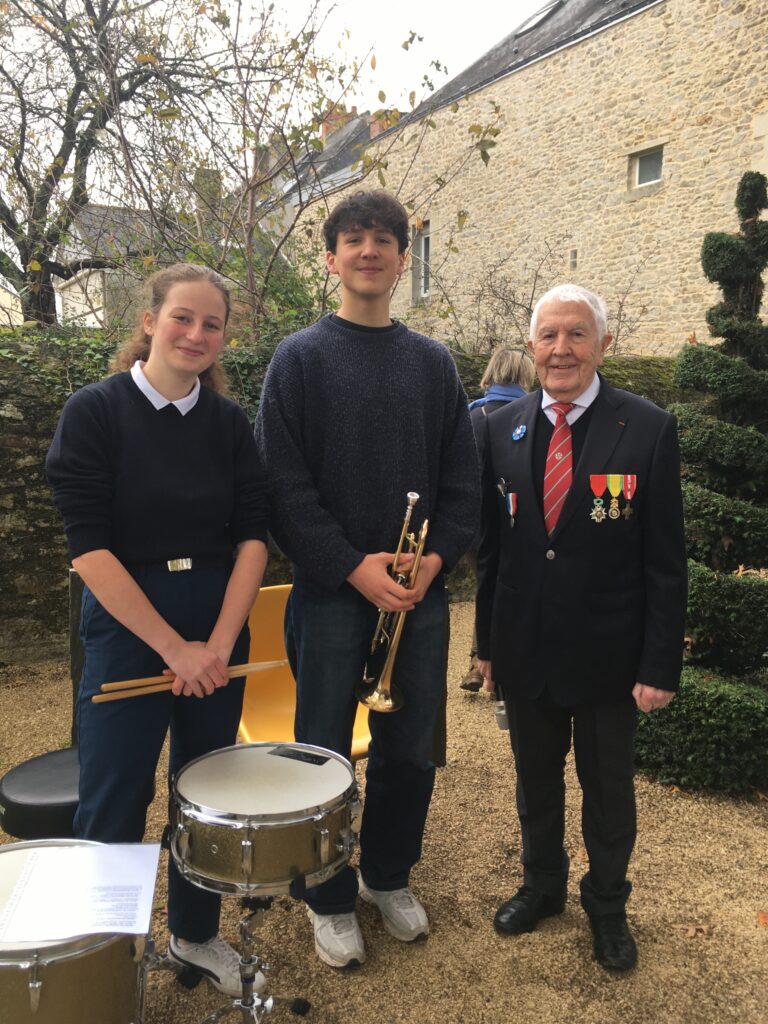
[1,0,504,333]
[606,250,655,354]
[420,236,570,353]
[0,0,227,321]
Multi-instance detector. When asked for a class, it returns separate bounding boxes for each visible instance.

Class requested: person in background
[46,263,269,998]
[475,283,686,972]
[459,346,534,692]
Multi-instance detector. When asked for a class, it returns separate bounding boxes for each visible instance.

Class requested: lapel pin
[512,424,527,442]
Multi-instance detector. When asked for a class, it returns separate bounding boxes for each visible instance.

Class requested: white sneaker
[359,880,429,941]
[168,934,266,998]
[307,909,366,968]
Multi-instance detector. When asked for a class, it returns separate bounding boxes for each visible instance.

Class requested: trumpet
[355,492,429,713]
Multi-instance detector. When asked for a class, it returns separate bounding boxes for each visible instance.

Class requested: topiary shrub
[686,559,768,674]
[674,345,768,426]
[683,482,768,571]
[672,404,768,501]
[701,170,768,368]
[635,666,768,792]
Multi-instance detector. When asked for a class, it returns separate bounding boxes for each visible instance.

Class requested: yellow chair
[238,584,371,761]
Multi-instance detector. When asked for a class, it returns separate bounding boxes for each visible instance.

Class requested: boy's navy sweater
[46,371,269,564]
[255,315,479,590]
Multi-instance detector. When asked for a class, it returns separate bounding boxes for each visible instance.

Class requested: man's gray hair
[530,284,609,341]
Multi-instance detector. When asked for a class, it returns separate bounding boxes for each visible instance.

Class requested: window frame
[630,145,664,188]
[411,220,431,302]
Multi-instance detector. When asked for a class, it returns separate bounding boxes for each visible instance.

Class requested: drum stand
[140,897,309,1023]
[194,897,310,1024]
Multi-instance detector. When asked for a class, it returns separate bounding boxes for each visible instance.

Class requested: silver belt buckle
[167,557,192,572]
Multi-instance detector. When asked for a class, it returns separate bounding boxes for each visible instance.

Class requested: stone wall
[0,342,70,661]
[309,0,768,354]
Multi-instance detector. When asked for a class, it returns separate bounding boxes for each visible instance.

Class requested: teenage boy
[255,190,478,968]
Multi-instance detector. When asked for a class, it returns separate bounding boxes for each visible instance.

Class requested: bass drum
[0,839,146,1024]
[171,742,360,896]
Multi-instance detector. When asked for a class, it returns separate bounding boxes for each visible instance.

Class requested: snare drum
[0,840,146,1024]
[171,742,360,896]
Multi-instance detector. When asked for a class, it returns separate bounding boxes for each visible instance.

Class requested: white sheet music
[0,844,160,942]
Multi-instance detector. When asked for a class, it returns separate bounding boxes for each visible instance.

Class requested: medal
[506,491,517,528]
[589,475,607,523]
[512,424,526,442]
[622,474,637,519]
[607,474,623,519]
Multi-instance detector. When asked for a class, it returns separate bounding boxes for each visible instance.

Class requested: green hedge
[684,482,768,572]
[672,404,768,501]
[674,345,768,423]
[686,559,768,673]
[600,355,684,408]
[635,666,768,792]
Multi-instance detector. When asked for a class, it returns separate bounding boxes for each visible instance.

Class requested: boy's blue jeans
[285,576,448,914]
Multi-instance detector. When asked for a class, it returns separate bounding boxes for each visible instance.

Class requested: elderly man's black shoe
[589,913,637,971]
[494,885,566,935]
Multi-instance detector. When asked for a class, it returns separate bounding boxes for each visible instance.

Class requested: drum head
[175,743,354,819]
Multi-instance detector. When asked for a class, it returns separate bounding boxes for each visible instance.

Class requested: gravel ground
[2,601,767,1024]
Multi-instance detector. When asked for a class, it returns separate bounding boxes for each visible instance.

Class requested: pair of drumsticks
[92,661,288,704]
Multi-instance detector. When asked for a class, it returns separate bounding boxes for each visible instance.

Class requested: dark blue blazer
[475,378,687,706]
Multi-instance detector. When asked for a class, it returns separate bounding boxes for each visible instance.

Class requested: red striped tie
[543,402,575,535]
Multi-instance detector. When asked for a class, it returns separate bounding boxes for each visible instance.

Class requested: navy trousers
[506,689,638,916]
[75,565,248,942]
[285,577,448,915]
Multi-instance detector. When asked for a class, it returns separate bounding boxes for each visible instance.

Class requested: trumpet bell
[355,677,404,713]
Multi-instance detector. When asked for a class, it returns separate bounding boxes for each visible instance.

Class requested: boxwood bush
[672,404,768,500]
[674,345,768,423]
[635,666,768,792]
[600,355,683,408]
[686,559,768,674]
[683,482,768,571]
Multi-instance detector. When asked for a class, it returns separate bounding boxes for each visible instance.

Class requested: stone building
[54,205,162,328]
[293,0,768,354]
[0,282,22,326]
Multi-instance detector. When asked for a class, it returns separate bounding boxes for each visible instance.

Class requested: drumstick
[92,660,288,704]
[92,682,176,703]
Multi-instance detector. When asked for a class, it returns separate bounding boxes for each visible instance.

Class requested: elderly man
[475,283,686,971]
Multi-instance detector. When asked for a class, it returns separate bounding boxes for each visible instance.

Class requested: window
[630,146,663,187]
[515,1,563,36]
[412,220,431,301]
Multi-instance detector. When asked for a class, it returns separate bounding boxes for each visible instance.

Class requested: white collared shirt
[130,360,200,416]
[540,372,601,426]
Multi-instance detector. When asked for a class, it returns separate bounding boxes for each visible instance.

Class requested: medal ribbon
[623,475,637,501]
[607,474,623,499]
[590,474,607,497]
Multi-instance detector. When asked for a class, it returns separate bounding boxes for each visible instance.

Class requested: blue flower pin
[512,424,527,442]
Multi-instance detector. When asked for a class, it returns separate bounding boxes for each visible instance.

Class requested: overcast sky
[277,0,547,111]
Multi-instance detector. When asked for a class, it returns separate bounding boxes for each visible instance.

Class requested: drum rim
[173,741,356,823]
[0,840,141,959]
[176,849,352,897]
